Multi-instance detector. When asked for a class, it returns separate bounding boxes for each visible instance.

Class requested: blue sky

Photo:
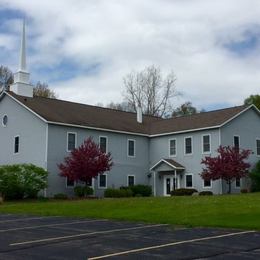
[0,0,260,110]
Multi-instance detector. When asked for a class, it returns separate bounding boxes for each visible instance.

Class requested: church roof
[6,91,253,136]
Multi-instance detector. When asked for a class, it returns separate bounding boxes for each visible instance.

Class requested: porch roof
[150,158,185,171]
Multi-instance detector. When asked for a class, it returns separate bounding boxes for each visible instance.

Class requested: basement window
[128,175,135,186]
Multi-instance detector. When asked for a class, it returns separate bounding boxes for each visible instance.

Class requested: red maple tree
[58,137,113,185]
[201,146,251,193]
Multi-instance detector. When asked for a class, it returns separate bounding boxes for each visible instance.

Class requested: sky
[0,0,260,111]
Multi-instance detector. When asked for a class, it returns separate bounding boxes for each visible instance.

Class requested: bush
[104,188,133,198]
[53,193,68,200]
[199,191,213,196]
[0,164,48,200]
[240,189,248,193]
[130,185,152,197]
[171,188,198,196]
[74,186,85,197]
[74,186,94,197]
[250,161,260,192]
[37,196,49,202]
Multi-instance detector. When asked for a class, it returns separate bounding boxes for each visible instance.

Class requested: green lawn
[1,193,260,230]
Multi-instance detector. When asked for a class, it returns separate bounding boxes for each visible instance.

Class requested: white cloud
[1,0,260,109]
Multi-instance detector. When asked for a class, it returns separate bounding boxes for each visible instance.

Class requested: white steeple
[19,19,27,72]
[10,19,33,97]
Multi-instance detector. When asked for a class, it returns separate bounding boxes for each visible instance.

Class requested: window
[235,178,241,188]
[99,136,107,153]
[99,174,107,188]
[203,179,212,188]
[128,139,135,157]
[86,177,93,187]
[234,136,240,149]
[2,115,8,127]
[66,177,75,188]
[128,175,135,186]
[256,139,260,156]
[185,137,192,155]
[14,136,19,154]
[169,139,177,156]
[202,135,211,153]
[67,132,76,151]
[185,174,193,188]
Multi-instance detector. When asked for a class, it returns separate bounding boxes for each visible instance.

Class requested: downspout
[153,171,156,196]
[219,128,223,194]
[44,124,49,197]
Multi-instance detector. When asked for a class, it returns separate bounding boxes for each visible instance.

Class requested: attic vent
[2,115,8,127]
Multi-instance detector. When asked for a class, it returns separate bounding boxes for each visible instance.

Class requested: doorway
[164,175,179,196]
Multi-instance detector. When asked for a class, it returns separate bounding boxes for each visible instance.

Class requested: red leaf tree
[201,146,251,194]
[58,137,113,186]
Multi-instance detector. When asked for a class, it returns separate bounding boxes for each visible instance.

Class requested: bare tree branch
[33,81,57,99]
[123,65,177,117]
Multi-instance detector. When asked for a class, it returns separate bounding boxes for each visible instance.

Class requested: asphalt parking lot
[0,214,259,259]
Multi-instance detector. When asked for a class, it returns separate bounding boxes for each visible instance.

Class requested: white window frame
[127,139,136,157]
[127,175,135,186]
[184,136,193,155]
[202,178,212,189]
[202,134,211,154]
[65,177,75,188]
[14,135,20,155]
[169,138,177,157]
[185,173,193,188]
[99,136,108,154]
[77,178,94,188]
[235,177,241,189]
[233,135,240,149]
[67,132,77,152]
[256,138,260,157]
[2,114,8,127]
[98,173,107,189]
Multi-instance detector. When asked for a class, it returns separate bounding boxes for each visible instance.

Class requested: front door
[164,175,178,196]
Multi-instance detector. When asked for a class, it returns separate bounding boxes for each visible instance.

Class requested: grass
[1,193,260,230]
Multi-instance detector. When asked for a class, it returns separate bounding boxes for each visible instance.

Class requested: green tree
[0,164,48,200]
[172,102,199,117]
[244,94,260,110]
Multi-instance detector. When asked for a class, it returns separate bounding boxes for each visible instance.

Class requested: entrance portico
[150,159,185,196]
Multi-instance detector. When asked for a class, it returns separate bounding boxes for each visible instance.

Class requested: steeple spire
[19,19,27,72]
[10,19,33,97]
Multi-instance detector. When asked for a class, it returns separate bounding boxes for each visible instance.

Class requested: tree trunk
[227,180,231,194]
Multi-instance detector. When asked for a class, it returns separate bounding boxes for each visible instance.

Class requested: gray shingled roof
[150,158,185,171]
[7,91,250,136]
[163,159,185,169]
